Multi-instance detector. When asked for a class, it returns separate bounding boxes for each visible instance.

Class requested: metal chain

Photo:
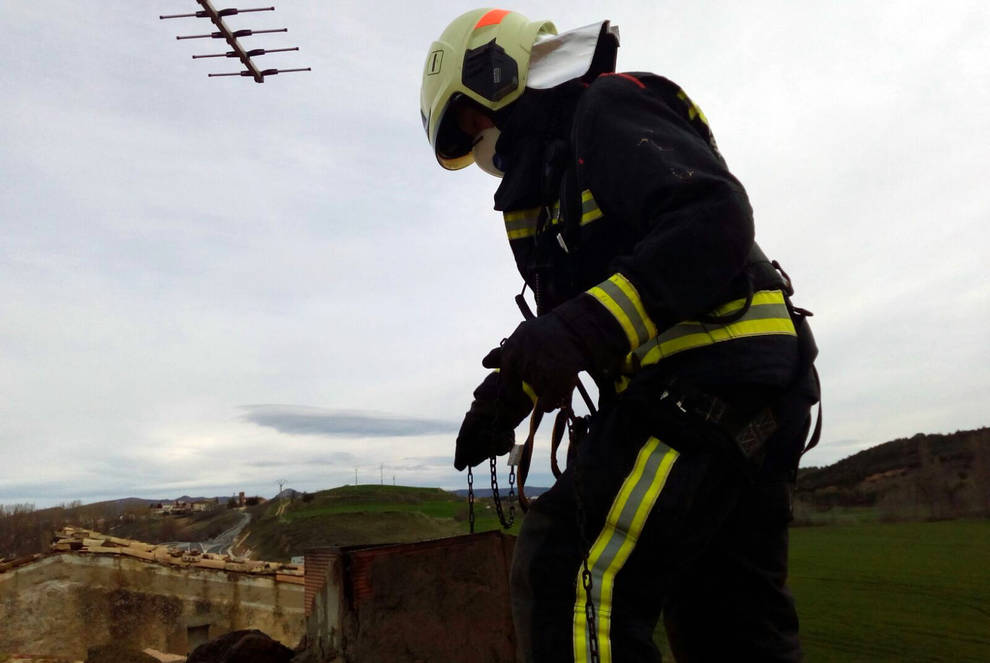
[467,466,475,534]
[490,456,515,529]
[507,462,517,525]
[485,364,515,531]
[581,557,600,663]
[572,421,601,663]
[466,459,516,532]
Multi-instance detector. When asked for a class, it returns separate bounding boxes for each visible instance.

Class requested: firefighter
[420,9,821,662]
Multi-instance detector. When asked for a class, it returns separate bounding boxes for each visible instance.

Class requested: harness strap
[550,406,570,479]
[657,380,778,466]
[516,407,542,512]
[802,365,823,455]
[517,394,582,509]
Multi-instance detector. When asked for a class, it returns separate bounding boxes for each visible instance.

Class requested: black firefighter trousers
[510,381,812,663]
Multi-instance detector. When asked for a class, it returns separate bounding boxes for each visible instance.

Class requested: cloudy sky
[2,1,987,507]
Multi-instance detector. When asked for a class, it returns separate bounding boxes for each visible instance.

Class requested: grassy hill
[4,425,987,560]
[109,507,245,544]
[0,484,519,561]
[236,485,516,561]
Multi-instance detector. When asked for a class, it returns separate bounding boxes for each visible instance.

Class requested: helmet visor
[435,95,490,170]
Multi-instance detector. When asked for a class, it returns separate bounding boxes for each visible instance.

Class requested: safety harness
[494,248,822,516]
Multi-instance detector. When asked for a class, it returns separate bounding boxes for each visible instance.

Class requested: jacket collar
[493,83,583,212]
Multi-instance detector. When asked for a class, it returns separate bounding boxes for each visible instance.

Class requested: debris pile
[49,528,303,584]
[187,630,294,663]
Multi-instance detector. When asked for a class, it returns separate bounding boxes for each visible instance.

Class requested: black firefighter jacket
[491,72,802,396]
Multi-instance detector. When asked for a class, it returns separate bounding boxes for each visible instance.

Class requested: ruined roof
[0,527,303,585]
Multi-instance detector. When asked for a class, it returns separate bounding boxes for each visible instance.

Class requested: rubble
[186,630,293,663]
[142,649,187,663]
[84,643,159,663]
[42,528,304,582]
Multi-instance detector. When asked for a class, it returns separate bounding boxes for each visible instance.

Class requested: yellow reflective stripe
[632,290,796,367]
[494,369,538,405]
[521,381,538,405]
[573,437,679,663]
[504,208,538,222]
[503,208,540,240]
[676,89,709,127]
[588,285,638,348]
[709,289,786,317]
[506,227,536,240]
[580,189,604,226]
[611,275,657,340]
[507,193,602,238]
[574,599,589,662]
[645,318,797,360]
[587,273,658,350]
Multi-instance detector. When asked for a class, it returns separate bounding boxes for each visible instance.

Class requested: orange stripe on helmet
[474,9,511,29]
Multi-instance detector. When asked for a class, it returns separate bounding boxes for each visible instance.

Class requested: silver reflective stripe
[596,278,653,348]
[581,189,604,226]
[573,437,679,663]
[587,273,658,351]
[632,290,796,367]
[504,208,540,240]
[654,301,791,344]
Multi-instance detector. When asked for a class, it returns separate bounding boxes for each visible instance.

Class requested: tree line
[795,427,990,520]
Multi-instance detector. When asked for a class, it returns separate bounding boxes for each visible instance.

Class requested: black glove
[482,294,628,411]
[454,371,535,471]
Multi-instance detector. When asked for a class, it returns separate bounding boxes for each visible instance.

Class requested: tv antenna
[161,1,310,83]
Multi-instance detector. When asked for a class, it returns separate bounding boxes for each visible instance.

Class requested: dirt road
[163,511,251,556]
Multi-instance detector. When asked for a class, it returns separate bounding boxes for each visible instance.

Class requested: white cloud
[1,1,988,507]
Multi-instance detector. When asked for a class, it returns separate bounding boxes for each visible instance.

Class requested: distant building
[153,501,195,516]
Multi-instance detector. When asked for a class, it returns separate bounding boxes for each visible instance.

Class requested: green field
[652,520,990,661]
[788,520,990,662]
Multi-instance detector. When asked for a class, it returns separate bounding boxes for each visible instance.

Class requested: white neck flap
[527,21,620,90]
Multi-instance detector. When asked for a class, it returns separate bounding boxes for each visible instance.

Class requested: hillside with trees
[795,427,990,521]
[0,497,243,559]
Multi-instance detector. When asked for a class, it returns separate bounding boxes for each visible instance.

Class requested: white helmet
[420,9,557,171]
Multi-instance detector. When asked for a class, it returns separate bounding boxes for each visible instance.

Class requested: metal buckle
[507,443,526,467]
[701,395,727,424]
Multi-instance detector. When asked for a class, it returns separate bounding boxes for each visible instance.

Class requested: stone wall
[304,531,518,663]
[0,548,304,659]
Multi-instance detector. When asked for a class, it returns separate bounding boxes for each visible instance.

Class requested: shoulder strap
[802,366,823,456]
